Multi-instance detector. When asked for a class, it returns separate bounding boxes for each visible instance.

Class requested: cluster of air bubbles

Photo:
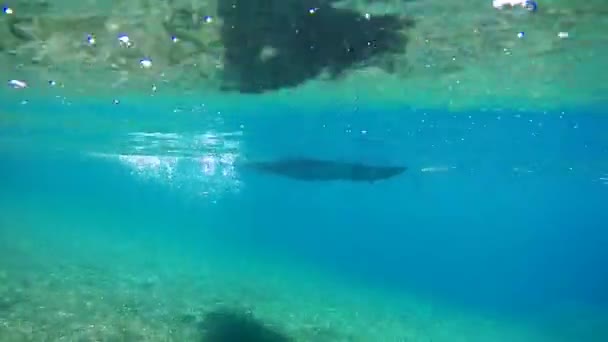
[8,79,27,89]
[86,34,96,46]
[523,0,538,11]
[492,0,538,11]
[118,34,132,48]
[90,149,242,198]
[7,79,61,89]
[140,58,152,69]
[489,2,568,40]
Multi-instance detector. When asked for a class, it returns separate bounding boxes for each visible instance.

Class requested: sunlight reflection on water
[90,129,243,198]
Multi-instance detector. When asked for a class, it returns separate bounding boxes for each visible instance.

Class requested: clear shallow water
[1,98,608,341]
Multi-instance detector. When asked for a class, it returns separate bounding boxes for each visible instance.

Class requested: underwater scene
[1,0,608,341]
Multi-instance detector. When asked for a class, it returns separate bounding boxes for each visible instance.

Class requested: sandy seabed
[1,196,584,342]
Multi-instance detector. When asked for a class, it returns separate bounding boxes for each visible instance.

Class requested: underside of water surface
[2,0,607,108]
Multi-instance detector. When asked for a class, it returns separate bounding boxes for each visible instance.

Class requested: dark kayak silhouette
[242,158,406,182]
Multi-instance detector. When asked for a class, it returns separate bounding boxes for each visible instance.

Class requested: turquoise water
[1,98,608,341]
